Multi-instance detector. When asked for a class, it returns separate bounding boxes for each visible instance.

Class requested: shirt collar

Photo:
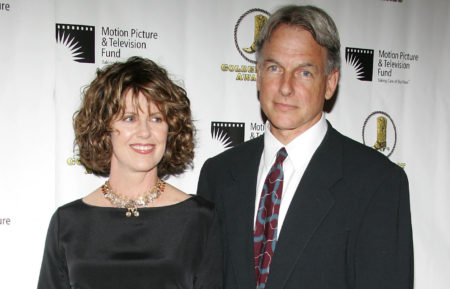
[263,113,328,171]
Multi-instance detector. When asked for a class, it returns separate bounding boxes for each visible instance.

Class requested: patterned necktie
[254,147,288,289]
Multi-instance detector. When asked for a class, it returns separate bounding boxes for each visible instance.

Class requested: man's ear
[325,69,339,100]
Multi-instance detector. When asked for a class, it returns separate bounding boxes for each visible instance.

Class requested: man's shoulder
[329,126,400,172]
[197,136,263,198]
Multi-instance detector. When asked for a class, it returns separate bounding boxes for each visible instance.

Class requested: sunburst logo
[345,47,373,81]
[210,122,245,153]
[56,24,95,63]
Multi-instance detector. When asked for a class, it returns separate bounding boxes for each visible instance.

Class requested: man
[198,5,413,289]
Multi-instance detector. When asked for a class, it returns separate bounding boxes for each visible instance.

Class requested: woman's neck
[107,169,159,199]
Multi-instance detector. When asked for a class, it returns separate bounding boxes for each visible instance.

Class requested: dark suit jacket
[197,123,413,289]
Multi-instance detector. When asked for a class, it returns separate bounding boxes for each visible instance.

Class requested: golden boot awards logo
[234,9,269,62]
[362,111,397,157]
[241,14,266,54]
[67,156,92,174]
[221,8,269,81]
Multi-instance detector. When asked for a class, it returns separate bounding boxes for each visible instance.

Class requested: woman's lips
[130,144,154,154]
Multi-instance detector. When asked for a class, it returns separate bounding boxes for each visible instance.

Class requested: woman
[38,56,222,289]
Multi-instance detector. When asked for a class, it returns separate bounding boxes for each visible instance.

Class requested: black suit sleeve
[197,158,215,203]
[37,211,70,289]
[355,165,414,289]
[197,158,228,289]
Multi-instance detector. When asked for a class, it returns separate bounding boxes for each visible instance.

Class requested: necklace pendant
[126,207,139,217]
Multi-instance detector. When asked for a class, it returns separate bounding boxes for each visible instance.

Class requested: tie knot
[275,147,288,165]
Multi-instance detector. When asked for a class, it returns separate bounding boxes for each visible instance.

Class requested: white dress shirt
[254,114,328,233]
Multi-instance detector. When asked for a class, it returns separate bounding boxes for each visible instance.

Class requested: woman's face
[109,90,168,176]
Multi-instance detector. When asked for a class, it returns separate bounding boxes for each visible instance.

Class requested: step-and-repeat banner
[1,0,449,288]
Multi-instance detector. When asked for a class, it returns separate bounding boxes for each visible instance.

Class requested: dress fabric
[37,195,222,289]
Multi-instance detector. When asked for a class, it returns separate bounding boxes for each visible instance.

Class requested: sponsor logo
[201,121,245,160]
[56,24,95,63]
[0,2,10,11]
[221,8,270,82]
[211,121,245,149]
[249,122,265,139]
[0,217,11,225]
[362,111,397,157]
[376,49,418,84]
[345,47,374,81]
[100,26,158,63]
[345,46,419,85]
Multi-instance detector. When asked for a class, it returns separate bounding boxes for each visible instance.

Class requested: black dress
[37,195,222,289]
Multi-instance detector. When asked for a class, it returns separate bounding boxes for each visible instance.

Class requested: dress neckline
[79,194,195,210]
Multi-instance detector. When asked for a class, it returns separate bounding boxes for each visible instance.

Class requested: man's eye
[301,70,312,78]
[268,65,278,72]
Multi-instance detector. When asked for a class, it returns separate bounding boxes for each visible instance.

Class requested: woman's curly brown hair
[73,56,194,178]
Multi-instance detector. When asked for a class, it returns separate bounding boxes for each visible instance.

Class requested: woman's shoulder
[44,199,86,229]
[57,198,84,210]
[162,183,214,210]
[52,199,86,218]
[180,195,217,224]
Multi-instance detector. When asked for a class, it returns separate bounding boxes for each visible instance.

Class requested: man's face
[257,24,339,144]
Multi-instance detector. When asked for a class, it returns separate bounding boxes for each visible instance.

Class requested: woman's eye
[151,116,163,123]
[123,115,135,122]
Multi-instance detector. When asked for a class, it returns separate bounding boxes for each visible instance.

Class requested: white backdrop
[0,0,449,288]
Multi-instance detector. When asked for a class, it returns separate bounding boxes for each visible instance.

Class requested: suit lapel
[222,137,264,289]
[266,125,344,289]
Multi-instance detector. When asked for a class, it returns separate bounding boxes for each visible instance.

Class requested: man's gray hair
[255,5,341,74]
